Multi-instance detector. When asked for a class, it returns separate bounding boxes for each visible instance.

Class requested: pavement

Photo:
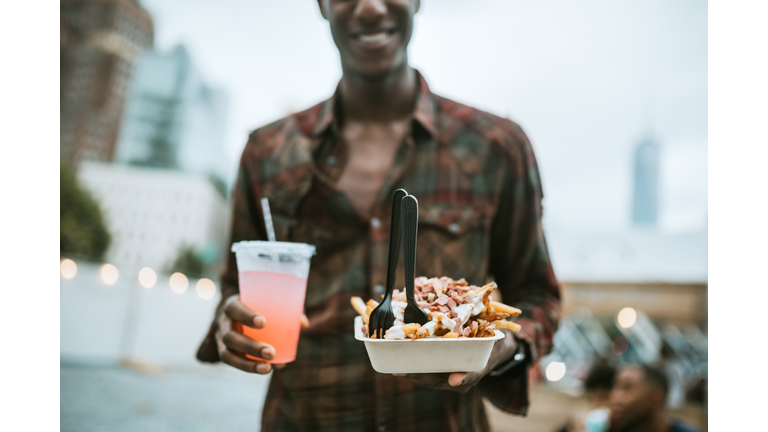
[60,263,706,431]
[61,362,270,432]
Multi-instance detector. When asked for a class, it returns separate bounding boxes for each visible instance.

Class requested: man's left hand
[392,330,518,393]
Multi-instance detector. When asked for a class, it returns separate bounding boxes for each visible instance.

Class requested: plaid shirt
[197,71,561,432]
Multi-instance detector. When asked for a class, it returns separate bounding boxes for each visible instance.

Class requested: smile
[352,29,397,46]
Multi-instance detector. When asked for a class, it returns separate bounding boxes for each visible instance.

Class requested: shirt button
[449,223,460,234]
[379,427,386,432]
[374,284,385,297]
[371,217,381,229]
[326,155,337,166]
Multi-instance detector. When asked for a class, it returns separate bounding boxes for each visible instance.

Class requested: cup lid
[231,241,316,257]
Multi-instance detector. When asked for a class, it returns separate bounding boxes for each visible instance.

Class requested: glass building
[115,45,230,193]
[632,136,659,227]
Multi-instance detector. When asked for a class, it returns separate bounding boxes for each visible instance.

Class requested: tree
[60,163,111,260]
[167,244,205,278]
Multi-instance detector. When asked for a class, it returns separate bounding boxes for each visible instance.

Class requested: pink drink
[238,270,308,364]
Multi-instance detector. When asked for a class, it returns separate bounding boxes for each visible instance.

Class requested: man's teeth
[358,32,388,43]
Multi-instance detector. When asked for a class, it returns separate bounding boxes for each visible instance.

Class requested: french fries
[352,277,522,340]
[490,301,521,316]
[401,323,421,336]
[351,297,369,324]
[365,299,379,321]
[491,319,522,332]
[413,326,431,340]
[434,327,451,337]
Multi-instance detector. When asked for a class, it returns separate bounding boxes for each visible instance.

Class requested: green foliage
[167,244,206,278]
[60,163,112,260]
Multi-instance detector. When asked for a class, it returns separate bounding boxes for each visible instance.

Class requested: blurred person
[556,359,616,432]
[196,1,561,431]
[609,364,701,432]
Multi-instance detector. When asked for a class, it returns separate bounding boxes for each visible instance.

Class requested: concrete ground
[61,264,706,431]
[61,362,270,432]
[61,362,707,432]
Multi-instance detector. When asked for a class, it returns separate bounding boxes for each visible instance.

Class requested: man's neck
[338,64,417,124]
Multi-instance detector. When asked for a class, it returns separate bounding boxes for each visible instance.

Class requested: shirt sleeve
[196,149,267,363]
[479,127,562,415]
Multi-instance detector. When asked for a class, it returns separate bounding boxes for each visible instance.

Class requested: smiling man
[196,1,561,431]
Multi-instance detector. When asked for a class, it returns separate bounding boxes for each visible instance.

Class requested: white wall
[61,261,221,366]
[78,161,230,274]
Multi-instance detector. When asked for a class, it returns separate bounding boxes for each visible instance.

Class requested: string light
[60,259,77,279]
[100,264,119,285]
[138,267,157,288]
[546,362,566,381]
[617,307,637,329]
[196,278,216,300]
[169,272,189,294]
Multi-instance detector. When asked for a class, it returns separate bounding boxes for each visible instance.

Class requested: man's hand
[215,294,309,374]
[392,330,518,393]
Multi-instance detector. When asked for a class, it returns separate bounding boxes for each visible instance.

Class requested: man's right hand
[215,294,275,374]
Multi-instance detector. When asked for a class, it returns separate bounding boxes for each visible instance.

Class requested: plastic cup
[232,241,316,364]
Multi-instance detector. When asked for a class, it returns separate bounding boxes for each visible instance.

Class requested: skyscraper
[60,0,154,167]
[114,45,230,191]
[632,136,660,227]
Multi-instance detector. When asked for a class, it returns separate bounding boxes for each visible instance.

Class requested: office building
[77,161,230,276]
[115,45,230,191]
[632,136,660,226]
[60,0,154,167]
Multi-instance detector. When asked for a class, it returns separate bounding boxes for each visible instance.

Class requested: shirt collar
[311,69,437,138]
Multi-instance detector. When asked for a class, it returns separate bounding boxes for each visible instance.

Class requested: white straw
[260,197,277,242]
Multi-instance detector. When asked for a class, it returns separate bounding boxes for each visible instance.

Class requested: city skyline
[140,0,707,234]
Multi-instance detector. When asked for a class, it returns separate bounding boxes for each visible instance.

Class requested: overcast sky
[139,0,707,234]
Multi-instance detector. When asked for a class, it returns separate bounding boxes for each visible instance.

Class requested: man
[558,359,616,432]
[609,364,702,432]
[196,1,561,431]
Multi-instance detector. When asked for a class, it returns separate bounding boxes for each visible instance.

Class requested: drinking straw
[260,197,277,242]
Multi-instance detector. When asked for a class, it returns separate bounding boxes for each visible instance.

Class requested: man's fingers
[220,348,272,374]
[300,313,310,329]
[224,296,266,329]
[222,329,276,361]
[273,363,287,370]
[398,373,447,388]
[448,372,468,387]
[392,372,474,391]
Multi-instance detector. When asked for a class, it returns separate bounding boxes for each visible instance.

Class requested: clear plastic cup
[231,241,316,364]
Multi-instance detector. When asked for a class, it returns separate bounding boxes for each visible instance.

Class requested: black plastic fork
[368,188,408,338]
[401,194,429,326]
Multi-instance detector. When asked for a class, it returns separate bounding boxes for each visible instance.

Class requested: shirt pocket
[413,202,491,285]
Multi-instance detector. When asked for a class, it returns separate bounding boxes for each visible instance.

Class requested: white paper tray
[354,316,504,373]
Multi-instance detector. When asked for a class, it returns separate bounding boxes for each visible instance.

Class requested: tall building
[115,45,231,192]
[632,136,660,227]
[60,0,154,167]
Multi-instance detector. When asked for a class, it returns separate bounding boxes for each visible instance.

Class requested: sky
[138,0,707,234]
